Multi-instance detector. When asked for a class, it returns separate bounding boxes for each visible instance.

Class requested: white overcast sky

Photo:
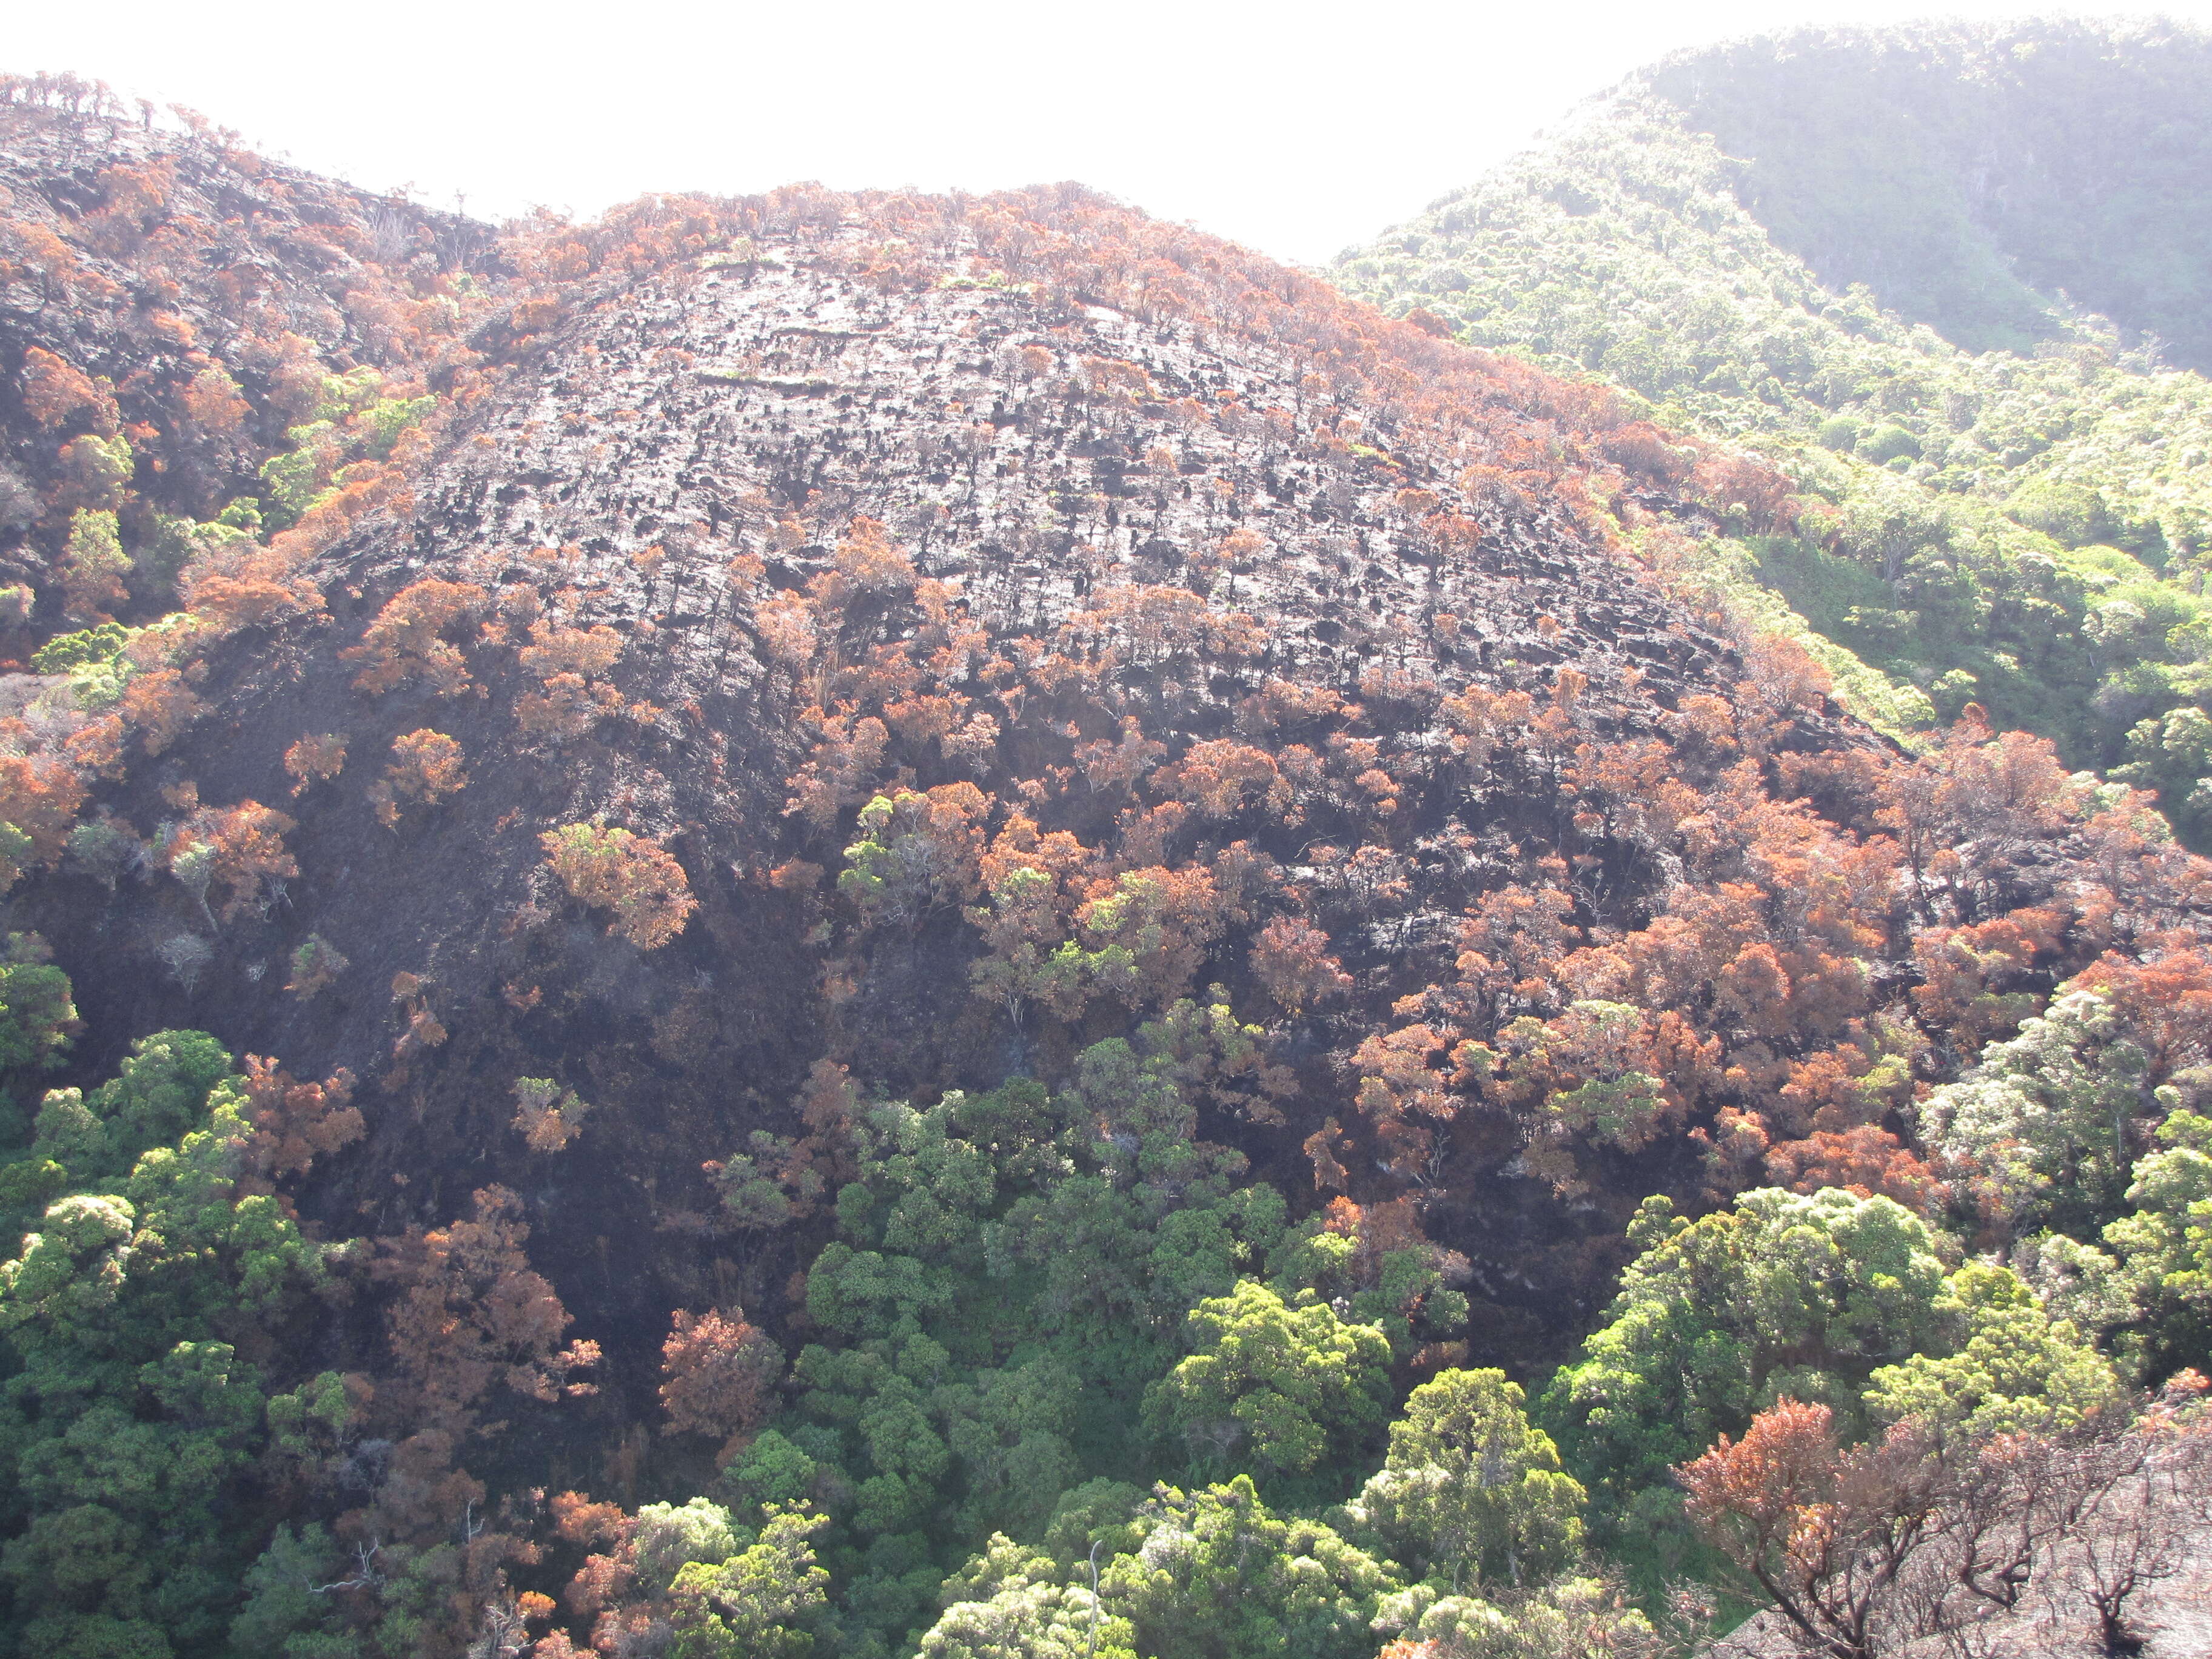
[8,1,2207,266]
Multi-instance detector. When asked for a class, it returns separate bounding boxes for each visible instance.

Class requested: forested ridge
[1336,18,2212,853]
[0,48,2206,1659]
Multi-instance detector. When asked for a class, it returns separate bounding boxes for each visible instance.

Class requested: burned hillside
[2,84,2210,1659]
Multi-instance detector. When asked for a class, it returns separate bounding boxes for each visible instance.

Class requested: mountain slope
[1333,19,2212,843]
[2,78,2210,1659]
[0,71,492,628]
[29,178,1791,1369]
[1644,19,2212,364]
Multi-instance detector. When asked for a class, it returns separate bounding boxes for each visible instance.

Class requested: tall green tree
[1538,1187,1957,1511]
[2103,1109,2212,1371]
[668,1507,833,1659]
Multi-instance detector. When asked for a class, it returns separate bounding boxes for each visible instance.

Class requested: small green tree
[61,506,130,618]
[1100,1476,1397,1659]
[666,1506,831,1659]
[1142,1279,1392,1477]
[0,950,76,1128]
[1348,1369,1587,1589]
[65,820,141,891]
[633,1497,744,1597]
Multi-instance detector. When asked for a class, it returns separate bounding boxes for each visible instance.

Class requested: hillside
[1643,21,2212,366]
[1334,19,2212,846]
[1,70,2210,1659]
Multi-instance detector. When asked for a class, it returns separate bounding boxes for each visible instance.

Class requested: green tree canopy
[780,1038,1312,1650]
[916,1533,1134,1659]
[1347,1368,1587,1589]
[1862,1260,2120,1433]
[1141,1280,1392,1478]
[667,1506,832,1659]
[2103,1108,2212,1371]
[1099,1476,1397,1659]
[1915,989,2153,1239]
[1539,1187,1959,1508]
[0,1033,329,1659]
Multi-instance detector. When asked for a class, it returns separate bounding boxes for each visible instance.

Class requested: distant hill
[1644,20,2212,364]
[1335,19,2212,843]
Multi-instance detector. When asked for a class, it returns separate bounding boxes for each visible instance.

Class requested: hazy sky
[10,1,2207,265]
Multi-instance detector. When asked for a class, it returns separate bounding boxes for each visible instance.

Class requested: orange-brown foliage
[283,732,348,795]
[176,799,298,920]
[511,1078,591,1153]
[374,1186,600,1430]
[19,346,111,431]
[658,1308,783,1458]
[1061,583,1265,665]
[1250,915,1353,1015]
[369,729,467,828]
[515,616,629,743]
[117,668,209,756]
[540,820,697,949]
[1764,1126,1940,1212]
[240,1054,364,1187]
[0,754,89,881]
[181,359,250,437]
[1156,739,1293,823]
[343,579,491,696]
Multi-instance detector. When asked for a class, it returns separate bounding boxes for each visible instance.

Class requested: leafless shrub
[156,931,213,991]
[0,462,36,531]
[465,1598,531,1659]
[2040,1389,2211,1656]
[1682,1383,2212,1659]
